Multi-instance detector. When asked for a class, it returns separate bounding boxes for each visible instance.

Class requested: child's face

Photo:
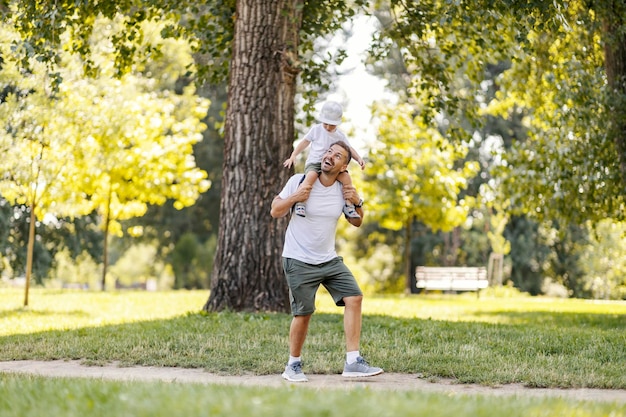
[322,123,337,133]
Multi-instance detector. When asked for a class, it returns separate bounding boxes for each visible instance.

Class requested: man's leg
[343,295,362,352]
[282,314,312,382]
[289,314,312,357]
[341,295,383,377]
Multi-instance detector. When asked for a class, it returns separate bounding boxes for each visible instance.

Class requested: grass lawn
[0,287,625,417]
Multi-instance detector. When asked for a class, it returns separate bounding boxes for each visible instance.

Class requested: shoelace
[290,362,303,373]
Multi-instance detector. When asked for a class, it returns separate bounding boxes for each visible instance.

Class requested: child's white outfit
[295,124,360,218]
[302,124,351,166]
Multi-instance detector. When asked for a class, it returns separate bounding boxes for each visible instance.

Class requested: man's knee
[343,295,363,307]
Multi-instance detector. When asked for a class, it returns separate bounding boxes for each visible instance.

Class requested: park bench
[414,266,488,295]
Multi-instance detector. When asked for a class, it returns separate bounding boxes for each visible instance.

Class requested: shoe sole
[342,369,384,378]
[281,372,308,382]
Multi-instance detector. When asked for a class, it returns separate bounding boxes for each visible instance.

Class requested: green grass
[1,373,623,417]
[1,288,625,417]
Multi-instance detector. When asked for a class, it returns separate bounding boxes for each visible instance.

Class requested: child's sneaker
[343,204,360,219]
[294,203,306,217]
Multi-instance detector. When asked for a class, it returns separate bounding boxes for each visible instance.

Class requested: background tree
[362,103,479,292]
[70,74,210,290]
[371,0,626,223]
[0,71,90,305]
[363,0,626,298]
[0,18,210,293]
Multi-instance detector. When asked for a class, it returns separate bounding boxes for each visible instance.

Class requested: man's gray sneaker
[282,361,308,382]
[342,356,383,377]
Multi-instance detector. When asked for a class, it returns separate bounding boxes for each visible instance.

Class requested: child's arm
[349,146,365,170]
[283,139,311,169]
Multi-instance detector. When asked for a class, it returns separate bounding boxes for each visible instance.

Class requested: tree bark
[602,1,626,182]
[205,0,303,312]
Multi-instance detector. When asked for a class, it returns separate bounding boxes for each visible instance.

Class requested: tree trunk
[24,203,36,307]
[101,185,112,291]
[101,212,110,291]
[404,215,413,294]
[602,1,626,181]
[205,0,303,312]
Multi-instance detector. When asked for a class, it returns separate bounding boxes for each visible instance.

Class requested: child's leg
[337,171,360,219]
[294,170,319,217]
[301,170,319,188]
[337,171,352,187]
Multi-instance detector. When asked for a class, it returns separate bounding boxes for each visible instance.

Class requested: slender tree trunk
[404,215,413,294]
[101,185,112,291]
[24,203,36,307]
[205,0,303,312]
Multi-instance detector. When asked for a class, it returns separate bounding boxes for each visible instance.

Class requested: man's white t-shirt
[279,174,345,264]
[303,124,351,166]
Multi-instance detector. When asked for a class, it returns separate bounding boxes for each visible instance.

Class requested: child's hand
[283,157,294,168]
[358,159,365,170]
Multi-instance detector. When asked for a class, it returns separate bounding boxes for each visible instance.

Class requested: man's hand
[270,184,312,218]
[293,183,312,202]
[342,184,361,206]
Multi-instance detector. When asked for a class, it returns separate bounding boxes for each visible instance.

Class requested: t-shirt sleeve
[278,175,302,200]
[302,125,319,142]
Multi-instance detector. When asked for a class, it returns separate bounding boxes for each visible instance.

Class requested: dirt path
[1,360,625,404]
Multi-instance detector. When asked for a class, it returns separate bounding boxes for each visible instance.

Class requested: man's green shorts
[282,257,363,316]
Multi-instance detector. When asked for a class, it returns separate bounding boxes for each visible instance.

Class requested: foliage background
[1,1,625,300]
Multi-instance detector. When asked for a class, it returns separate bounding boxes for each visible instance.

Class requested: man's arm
[270,195,295,218]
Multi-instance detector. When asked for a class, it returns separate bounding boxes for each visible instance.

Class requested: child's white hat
[318,101,343,125]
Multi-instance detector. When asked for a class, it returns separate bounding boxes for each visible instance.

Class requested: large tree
[362,103,479,291]
[205,1,365,311]
[203,0,301,311]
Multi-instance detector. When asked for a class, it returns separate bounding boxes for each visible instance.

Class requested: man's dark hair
[331,141,352,164]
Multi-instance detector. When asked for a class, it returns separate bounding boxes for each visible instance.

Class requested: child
[283,101,365,218]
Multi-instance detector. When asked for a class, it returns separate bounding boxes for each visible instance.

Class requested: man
[271,141,383,382]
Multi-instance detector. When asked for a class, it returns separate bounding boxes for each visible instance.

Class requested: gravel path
[1,360,625,404]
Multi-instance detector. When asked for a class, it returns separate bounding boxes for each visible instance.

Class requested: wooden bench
[415,266,488,294]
